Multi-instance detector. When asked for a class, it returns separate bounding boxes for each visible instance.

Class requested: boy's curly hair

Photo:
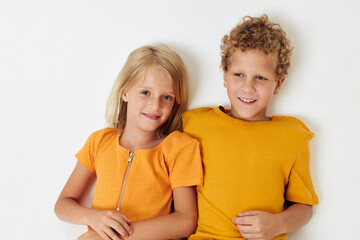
[221,14,293,79]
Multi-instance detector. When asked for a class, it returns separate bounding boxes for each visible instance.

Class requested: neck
[120,126,161,152]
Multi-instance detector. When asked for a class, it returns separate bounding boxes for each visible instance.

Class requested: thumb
[238,210,260,217]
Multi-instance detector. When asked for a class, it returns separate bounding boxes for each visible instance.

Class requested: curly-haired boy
[183,15,318,239]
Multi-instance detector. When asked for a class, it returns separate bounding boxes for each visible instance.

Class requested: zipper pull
[128,152,134,164]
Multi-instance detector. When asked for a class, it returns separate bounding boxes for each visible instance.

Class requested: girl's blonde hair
[105,44,189,137]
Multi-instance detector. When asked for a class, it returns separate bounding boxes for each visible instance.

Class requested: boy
[183,15,318,239]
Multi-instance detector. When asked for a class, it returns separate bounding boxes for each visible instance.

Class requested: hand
[232,211,283,240]
[78,230,103,240]
[87,210,133,240]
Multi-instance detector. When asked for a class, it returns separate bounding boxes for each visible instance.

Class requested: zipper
[116,152,135,211]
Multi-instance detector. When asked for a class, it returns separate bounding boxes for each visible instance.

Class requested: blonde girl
[54,45,203,240]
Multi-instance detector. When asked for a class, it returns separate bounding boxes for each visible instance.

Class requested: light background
[1,0,359,239]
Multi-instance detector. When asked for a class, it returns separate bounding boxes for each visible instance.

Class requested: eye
[256,76,267,80]
[141,90,150,96]
[234,73,244,77]
[163,95,173,101]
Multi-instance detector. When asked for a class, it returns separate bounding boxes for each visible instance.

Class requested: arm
[277,202,313,233]
[128,186,197,240]
[54,161,132,240]
[232,203,313,240]
[79,186,197,240]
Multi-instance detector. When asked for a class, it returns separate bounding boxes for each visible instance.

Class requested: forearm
[54,197,96,226]
[277,203,313,234]
[54,161,98,226]
[127,211,197,240]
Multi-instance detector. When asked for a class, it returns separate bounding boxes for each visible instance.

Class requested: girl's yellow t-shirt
[76,128,203,222]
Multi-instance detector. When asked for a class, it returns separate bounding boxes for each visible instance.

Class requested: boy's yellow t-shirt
[76,128,203,223]
[183,106,318,240]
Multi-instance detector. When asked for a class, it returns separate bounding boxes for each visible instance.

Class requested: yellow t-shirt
[76,128,203,222]
[183,107,318,240]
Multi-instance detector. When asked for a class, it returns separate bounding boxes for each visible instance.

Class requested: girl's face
[122,66,175,136]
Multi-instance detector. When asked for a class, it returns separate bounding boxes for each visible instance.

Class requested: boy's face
[223,49,283,121]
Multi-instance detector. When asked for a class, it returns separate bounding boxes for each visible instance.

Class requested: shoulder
[161,131,200,151]
[89,127,118,138]
[183,107,225,138]
[272,116,314,140]
[160,131,202,169]
[183,106,213,117]
[182,107,216,123]
[86,128,118,145]
[76,128,118,165]
[164,130,199,145]
[185,107,214,114]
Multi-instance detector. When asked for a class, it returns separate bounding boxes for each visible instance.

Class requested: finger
[119,214,132,224]
[111,214,133,234]
[112,212,132,227]
[112,212,131,223]
[238,210,259,217]
[232,217,252,225]
[109,219,131,238]
[103,227,122,240]
[237,225,257,234]
[96,230,112,240]
[234,214,262,226]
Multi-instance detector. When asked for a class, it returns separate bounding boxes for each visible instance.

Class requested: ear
[223,72,228,88]
[122,91,128,102]
[273,77,285,95]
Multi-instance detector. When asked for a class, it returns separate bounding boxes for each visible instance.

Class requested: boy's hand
[232,211,283,240]
[87,210,133,240]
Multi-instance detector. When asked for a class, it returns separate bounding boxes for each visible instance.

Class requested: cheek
[227,83,239,96]
[134,95,147,105]
[127,96,146,111]
[166,102,175,113]
[162,102,175,119]
[259,85,276,100]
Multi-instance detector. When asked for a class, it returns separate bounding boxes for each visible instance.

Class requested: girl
[54,45,203,240]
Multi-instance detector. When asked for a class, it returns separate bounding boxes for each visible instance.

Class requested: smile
[143,113,160,120]
[238,97,256,103]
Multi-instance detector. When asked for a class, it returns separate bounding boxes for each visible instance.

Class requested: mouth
[143,113,161,120]
[238,97,256,104]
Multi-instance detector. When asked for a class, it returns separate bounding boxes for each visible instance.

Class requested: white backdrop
[1,0,359,239]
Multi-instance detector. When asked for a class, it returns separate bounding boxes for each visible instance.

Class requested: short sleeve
[286,135,319,205]
[75,133,97,173]
[165,132,203,189]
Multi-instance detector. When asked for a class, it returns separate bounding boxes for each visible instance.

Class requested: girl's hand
[78,230,102,240]
[232,210,282,240]
[87,210,133,240]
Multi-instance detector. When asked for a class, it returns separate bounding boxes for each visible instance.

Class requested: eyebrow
[137,86,175,95]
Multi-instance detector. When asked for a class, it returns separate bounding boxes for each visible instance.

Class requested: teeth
[144,113,158,117]
[240,98,256,103]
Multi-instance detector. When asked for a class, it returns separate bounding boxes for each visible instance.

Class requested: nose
[241,79,256,93]
[149,97,161,110]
